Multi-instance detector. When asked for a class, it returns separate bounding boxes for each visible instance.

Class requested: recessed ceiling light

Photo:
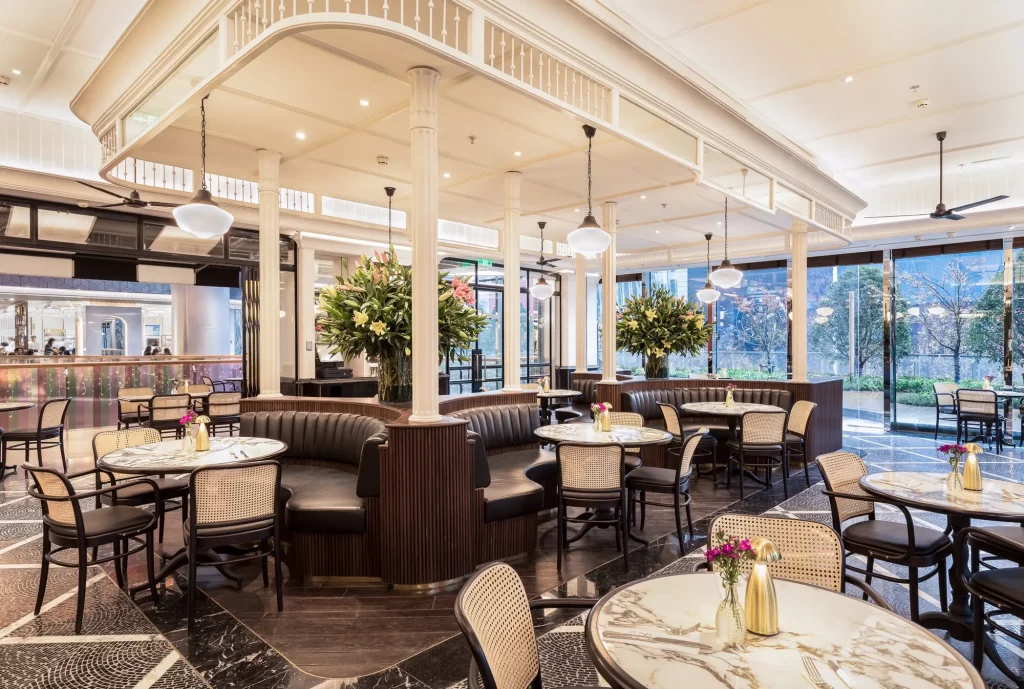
[716,221,722,226]
[11,69,20,76]
[844,75,854,83]
[1011,225,1018,230]
[640,195,647,200]
[514,151,522,157]
[359,99,370,107]
[574,208,580,213]
[443,172,451,179]
[295,131,306,140]
[655,230,660,234]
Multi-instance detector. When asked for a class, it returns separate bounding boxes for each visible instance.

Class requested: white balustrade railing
[813,202,844,236]
[99,124,118,165]
[484,20,611,121]
[226,0,470,55]
[111,157,194,192]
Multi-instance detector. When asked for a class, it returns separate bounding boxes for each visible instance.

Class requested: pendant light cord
[586,134,593,216]
[723,197,729,260]
[387,194,392,247]
[706,235,711,271]
[199,95,209,191]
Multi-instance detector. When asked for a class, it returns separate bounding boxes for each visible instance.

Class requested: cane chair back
[708,514,843,593]
[201,376,215,387]
[149,394,191,423]
[557,443,623,491]
[934,382,959,407]
[39,398,71,430]
[608,411,644,454]
[816,451,874,523]
[740,411,787,444]
[192,462,279,526]
[117,387,153,417]
[93,428,161,482]
[957,389,997,416]
[658,403,683,437]
[454,562,539,689]
[678,428,708,477]
[788,401,816,437]
[187,384,213,396]
[206,392,241,417]
[24,465,77,526]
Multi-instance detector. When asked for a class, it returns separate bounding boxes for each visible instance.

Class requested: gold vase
[745,538,781,636]
[963,443,983,491]
[601,411,611,432]
[195,422,210,452]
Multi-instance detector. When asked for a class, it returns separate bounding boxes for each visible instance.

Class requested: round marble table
[680,402,784,487]
[861,471,1024,641]
[586,572,983,689]
[0,401,35,413]
[98,436,287,475]
[535,388,583,425]
[534,423,672,447]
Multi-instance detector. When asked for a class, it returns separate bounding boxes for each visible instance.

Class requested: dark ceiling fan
[76,181,180,210]
[535,221,561,267]
[866,131,1009,221]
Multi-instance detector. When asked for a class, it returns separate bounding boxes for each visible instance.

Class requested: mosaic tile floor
[2,429,1023,688]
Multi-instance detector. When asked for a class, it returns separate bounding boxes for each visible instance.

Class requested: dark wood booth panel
[284,499,381,579]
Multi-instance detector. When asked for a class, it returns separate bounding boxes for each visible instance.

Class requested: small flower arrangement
[591,402,611,415]
[180,409,198,429]
[938,443,968,470]
[726,384,737,392]
[984,375,996,382]
[705,531,755,588]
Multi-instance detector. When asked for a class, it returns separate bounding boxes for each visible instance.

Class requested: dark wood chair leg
[35,529,50,615]
[274,520,283,613]
[187,542,198,632]
[673,490,683,548]
[620,495,629,573]
[684,493,694,539]
[937,560,948,612]
[556,499,564,571]
[58,437,67,473]
[639,490,646,530]
[145,531,159,603]
[908,566,920,622]
[75,545,88,634]
[261,538,270,588]
[781,447,789,499]
[972,595,985,669]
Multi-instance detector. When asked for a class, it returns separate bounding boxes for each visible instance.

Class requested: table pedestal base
[917,515,973,642]
[129,545,246,595]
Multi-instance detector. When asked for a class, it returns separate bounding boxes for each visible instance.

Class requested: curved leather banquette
[622,387,792,441]
[240,411,387,534]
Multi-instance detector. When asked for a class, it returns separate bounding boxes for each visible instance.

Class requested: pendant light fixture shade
[530,221,554,300]
[696,233,721,304]
[174,95,233,239]
[567,125,611,259]
[709,197,742,289]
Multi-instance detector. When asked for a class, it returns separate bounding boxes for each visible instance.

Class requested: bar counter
[0,355,242,430]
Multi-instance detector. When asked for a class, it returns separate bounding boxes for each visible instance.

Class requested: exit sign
[479,259,493,267]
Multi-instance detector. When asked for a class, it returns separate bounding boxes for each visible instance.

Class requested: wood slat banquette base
[283,498,381,579]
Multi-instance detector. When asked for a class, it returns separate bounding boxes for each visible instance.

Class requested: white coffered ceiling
[593,0,1024,222]
[0,0,146,122]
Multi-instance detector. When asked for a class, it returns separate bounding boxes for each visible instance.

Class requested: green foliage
[726,369,777,381]
[616,286,711,359]
[318,248,489,363]
[894,375,935,394]
[844,375,883,391]
[896,391,936,407]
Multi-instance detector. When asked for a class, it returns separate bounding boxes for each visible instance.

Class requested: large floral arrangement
[318,248,488,402]
[616,286,712,379]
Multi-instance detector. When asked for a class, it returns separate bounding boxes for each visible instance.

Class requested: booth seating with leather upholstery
[240,411,387,579]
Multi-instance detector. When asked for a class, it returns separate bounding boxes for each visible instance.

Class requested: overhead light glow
[529,276,554,300]
[443,172,451,178]
[814,316,828,324]
[514,151,522,157]
[11,69,20,76]
[295,131,306,140]
[640,195,646,200]
[655,230,660,234]
[359,99,370,107]
[816,306,834,317]
[844,76,854,83]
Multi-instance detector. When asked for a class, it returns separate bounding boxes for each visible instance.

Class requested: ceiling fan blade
[864,213,929,219]
[94,202,128,208]
[146,201,181,208]
[947,195,1009,213]
[76,180,129,201]
[934,213,965,221]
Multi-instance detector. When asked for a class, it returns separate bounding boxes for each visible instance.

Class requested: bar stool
[1,398,72,475]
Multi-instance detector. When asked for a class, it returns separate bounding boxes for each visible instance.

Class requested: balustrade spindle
[262,0,268,31]
[308,0,313,12]
[253,0,259,35]
[279,1,285,21]
[247,1,253,42]
[415,0,420,32]
[441,1,446,45]
[529,47,534,86]
[292,0,296,16]
[510,37,515,77]
[364,0,368,15]
[489,24,494,66]
[587,79,591,113]
[400,0,404,25]
[383,0,389,19]
[453,6,459,51]
[233,11,239,51]
[500,31,505,72]
[556,63,561,101]
[428,0,434,39]
[519,42,524,80]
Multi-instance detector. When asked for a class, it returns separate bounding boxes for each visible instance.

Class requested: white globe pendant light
[566,125,611,259]
[709,197,742,289]
[173,95,233,239]
[696,233,721,304]
[530,221,554,300]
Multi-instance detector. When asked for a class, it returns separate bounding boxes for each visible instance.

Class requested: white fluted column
[601,202,617,383]
[297,244,316,380]
[408,67,442,423]
[502,171,522,390]
[791,219,808,381]
[574,252,587,373]
[257,149,282,397]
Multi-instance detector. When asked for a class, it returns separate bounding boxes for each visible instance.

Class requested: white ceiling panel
[0,0,77,42]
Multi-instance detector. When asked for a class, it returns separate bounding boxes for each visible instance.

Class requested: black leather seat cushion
[103,477,188,505]
[971,567,1024,605]
[786,431,804,443]
[976,526,1024,548]
[844,520,950,556]
[49,505,151,539]
[184,518,275,543]
[280,464,365,533]
[625,466,683,489]
[726,439,783,453]
[484,453,545,522]
[5,427,61,440]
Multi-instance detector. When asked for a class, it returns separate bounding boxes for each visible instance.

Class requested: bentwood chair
[955,527,1024,680]
[185,460,283,630]
[93,428,187,543]
[25,464,160,633]
[658,403,716,479]
[201,375,229,392]
[454,562,598,689]
[205,392,242,436]
[183,384,213,413]
[785,400,817,488]
[627,428,706,548]
[116,387,153,429]
[607,411,645,473]
[933,382,959,440]
[702,513,891,607]
[817,451,951,621]
[956,389,1002,452]
[147,394,191,439]
[1,397,72,475]
[556,442,629,572]
[726,410,789,499]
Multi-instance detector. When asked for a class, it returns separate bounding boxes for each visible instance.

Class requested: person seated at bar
[43,338,56,355]
[143,345,153,356]
[163,347,172,355]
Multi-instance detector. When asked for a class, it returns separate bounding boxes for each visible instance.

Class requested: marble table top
[117,390,211,402]
[98,436,287,474]
[680,401,783,417]
[536,389,583,399]
[534,424,671,446]
[861,471,1024,520]
[994,389,1024,398]
[587,572,981,689]
[0,401,34,412]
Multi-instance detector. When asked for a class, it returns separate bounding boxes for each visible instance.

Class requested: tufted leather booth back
[571,379,598,404]
[240,411,387,497]
[449,404,542,451]
[622,387,793,421]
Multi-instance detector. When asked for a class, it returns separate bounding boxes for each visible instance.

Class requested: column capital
[257,149,282,191]
[503,170,522,207]
[602,200,618,234]
[791,218,809,234]
[408,67,441,131]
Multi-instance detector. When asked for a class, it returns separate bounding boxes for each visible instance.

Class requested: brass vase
[745,538,781,636]
[601,411,611,432]
[194,416,211,452]
[963,443,984,491]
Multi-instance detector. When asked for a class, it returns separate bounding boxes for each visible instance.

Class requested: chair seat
[184,517,275,544]
[975,525,1024,549]
[843,520,950,557]
[785,431,804,444]
[625,466,685,490]
[4,427,61,441]
[281,464,365,534]
[971,567,1024,606]
[726,439,783,453]
[102,477,188,505]
[49,505,152,539]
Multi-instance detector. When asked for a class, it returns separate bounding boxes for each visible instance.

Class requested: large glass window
[893,248,1004,431]
[713,265,788,379]
[39,209,138,249]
